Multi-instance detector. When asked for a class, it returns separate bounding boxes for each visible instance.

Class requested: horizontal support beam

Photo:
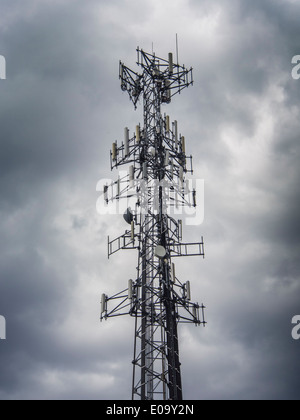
[108,233,138,258]
[169,239,204,257]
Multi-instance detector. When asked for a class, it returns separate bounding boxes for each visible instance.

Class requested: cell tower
[100,47,206,401]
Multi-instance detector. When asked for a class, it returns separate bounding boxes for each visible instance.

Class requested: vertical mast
[100,47,206,400]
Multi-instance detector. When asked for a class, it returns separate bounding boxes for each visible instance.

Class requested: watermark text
[292,315,300,340]
[0,55,6,80]
[292,55,300,80]
[0,315,6,340]
[96,173,204,226]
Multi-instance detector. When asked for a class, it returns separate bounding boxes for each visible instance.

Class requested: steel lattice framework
[100,47,206,401]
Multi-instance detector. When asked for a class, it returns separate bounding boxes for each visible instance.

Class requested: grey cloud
[0,0,300,401]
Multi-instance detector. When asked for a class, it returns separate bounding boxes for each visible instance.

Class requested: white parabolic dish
[154,245,166,258]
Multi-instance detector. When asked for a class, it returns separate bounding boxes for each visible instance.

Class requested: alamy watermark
[0,55,6,80]
[1,54,7,340]
[291,315,300,340]
[96,173,204,226]
[0,315,6,340]
[291,55,300,80]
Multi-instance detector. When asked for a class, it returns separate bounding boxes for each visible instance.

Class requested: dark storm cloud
[180,0,300,400]
[0,7,106,204]
[0,0,300,401]
[0,0,119,400]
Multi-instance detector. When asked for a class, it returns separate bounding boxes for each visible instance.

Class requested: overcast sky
[0,0,300,400]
